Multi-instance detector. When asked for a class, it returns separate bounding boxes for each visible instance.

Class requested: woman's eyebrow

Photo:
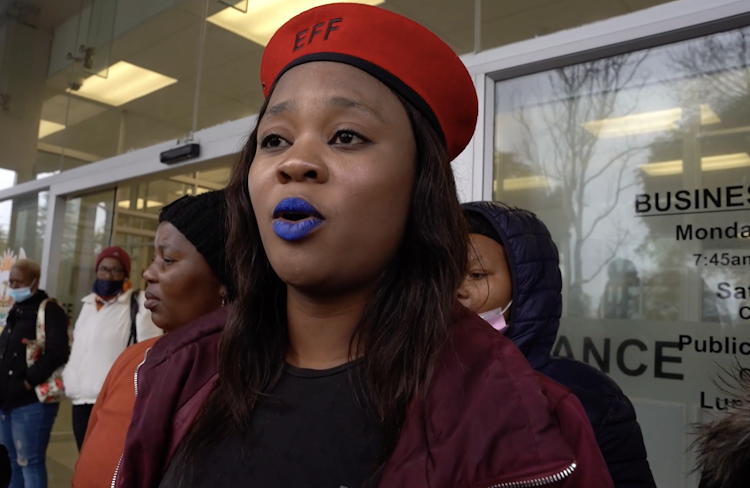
[327,96,383,122]
[266,100,298,117]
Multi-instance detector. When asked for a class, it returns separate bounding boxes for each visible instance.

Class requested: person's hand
[23,381,32,391]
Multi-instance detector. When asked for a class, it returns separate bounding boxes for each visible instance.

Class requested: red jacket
[116,305,613,488]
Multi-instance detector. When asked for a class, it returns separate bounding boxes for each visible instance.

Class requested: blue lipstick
[272,197,324,241]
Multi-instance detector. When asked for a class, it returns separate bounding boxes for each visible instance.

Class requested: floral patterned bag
[24,298,72,403]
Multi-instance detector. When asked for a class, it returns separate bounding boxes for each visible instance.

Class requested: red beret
[96,246,131,277]
[260,3,478,160]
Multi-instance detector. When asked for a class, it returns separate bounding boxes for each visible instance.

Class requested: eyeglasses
[97,265,126,278]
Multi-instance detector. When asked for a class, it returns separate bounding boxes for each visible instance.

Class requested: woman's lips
[272,197,324,241]
[144,291,160,311]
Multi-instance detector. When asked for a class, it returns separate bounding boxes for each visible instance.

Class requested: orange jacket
[71,336,160,488]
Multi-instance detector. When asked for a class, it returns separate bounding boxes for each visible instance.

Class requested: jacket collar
[11,290,49,311]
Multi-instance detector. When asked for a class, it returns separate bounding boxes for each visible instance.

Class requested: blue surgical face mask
[9,280,36,304]
[92,279,124,298]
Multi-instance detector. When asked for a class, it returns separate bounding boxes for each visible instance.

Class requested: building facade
[1,0,749,486]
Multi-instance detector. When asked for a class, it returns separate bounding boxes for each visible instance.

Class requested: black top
[163,360,382,488]
[0,291,70,410]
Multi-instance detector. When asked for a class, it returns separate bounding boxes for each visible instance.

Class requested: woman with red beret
[116,4,614,488]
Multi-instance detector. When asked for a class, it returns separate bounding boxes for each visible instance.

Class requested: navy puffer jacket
[463,201,656,488]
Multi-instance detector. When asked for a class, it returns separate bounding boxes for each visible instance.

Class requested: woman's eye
[470,272,487,280]
[332,130,365,145]
[260,134,289,148]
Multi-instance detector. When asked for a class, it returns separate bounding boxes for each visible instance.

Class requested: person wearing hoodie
[71,190,232,488]
[694,365,750,488]
[459,201,656,488]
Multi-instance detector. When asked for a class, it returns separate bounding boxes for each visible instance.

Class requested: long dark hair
[163,87,468,485]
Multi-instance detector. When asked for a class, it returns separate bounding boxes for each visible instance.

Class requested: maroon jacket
[116,305,613,488]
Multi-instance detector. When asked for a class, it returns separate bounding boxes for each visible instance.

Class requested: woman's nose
[142,262,157,283]
[276,141,330,184]
[457,279,472,303]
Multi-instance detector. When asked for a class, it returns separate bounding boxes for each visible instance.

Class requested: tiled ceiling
[11,0,91,32]
[37,0,675,164]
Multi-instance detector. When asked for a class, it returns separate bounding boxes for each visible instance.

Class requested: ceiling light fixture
[68,61,178,107]
[207,0,385,46]
[583,104,721,138]
[38,120,66,139]
[702,153,750,171]
[501,175,554,191]
[118,198,164,210]
[640,153,750,176]
[639,160,682,176]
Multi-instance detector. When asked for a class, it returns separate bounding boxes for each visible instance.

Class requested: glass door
[112,167,230,289]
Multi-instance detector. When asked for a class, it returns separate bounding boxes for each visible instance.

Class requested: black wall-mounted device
[160,143,201,165]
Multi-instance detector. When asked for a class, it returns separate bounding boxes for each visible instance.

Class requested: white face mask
[478,300,513,334]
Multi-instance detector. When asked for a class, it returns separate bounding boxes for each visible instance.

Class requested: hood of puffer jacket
[462,201,562,370]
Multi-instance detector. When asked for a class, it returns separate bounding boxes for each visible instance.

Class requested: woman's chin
[150,313,168,331]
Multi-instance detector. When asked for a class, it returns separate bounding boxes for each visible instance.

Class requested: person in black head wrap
[71,189,233,488]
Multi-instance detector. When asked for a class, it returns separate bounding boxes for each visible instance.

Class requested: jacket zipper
[110,348,152,488]
[488,462,577,488]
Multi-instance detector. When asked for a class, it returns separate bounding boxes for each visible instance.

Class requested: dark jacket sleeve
[595,392,657,488]
[25,302,70,387]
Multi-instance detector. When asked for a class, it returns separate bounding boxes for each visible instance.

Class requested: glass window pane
[56,189,116,323]
[39,2,202,170]
[0,191,49,325]
[493,25,750,487]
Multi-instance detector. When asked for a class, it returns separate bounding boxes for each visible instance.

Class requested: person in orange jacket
[71,189,231,488]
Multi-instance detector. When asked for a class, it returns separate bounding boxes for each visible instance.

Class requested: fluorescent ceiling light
[38,120,65,139]
[208,0,385,46]
[499,175,553,191]
[640,153,750,176]
[700,104,721,125]
[640,160,682,176]
[583,104,720,138]
[118,199,164,210]
[702,153,750,171]
[68,61,177,107]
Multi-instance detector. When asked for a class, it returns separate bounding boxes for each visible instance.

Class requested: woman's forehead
[470,234,506,266]
[267,62,397,115]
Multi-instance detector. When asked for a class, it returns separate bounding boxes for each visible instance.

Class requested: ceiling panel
[125,23,203,81]
[482,0,629,48]
[200,23,264,72]
[120,81,203,121]
[385,1,473,35]
[383,1,473,53]
[198,53,262,98]
[40,93,108,126]
[37,0,675,163]
[481,0,561,23]
[33,0,91,32]
[109,7,201,62]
